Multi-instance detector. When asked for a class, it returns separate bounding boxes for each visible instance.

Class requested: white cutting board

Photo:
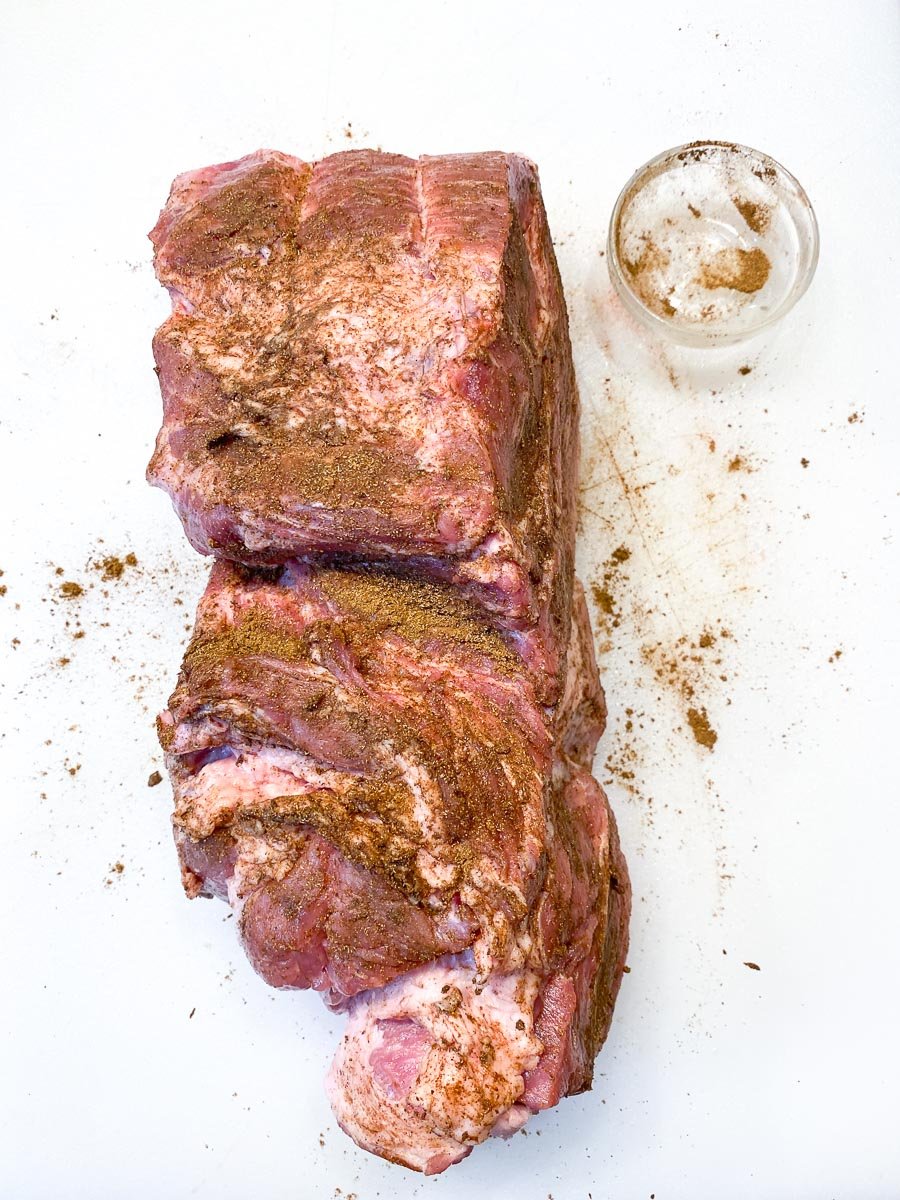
[2,2,899,1197]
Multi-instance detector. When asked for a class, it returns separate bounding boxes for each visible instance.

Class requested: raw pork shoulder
[160,562,629,1170]
[148,150,579,696]
[149,147,630,1174]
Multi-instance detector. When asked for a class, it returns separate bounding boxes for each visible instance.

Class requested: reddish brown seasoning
[95,552,139,581]
[731,195,771,235]
[686,706,718,750]
[698,247,771,294]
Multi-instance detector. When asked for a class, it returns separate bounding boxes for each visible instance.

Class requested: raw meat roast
[148,150,579,696]
[149,148,630,1173]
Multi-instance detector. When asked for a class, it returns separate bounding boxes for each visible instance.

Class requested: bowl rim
[606,139,820,346]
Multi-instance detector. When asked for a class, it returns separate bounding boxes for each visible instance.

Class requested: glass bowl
[607,141,819,347]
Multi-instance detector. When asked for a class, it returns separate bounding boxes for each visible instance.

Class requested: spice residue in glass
[614,143,810,337]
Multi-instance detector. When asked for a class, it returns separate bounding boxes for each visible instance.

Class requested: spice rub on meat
[149,147,630,1174]
[160,562,629,1170]
[148,150,580,698]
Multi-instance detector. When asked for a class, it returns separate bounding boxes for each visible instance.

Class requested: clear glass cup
[607,141,819,347]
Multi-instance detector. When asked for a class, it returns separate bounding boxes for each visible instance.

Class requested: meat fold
[148,149,580,698]
[160,561,629,1170]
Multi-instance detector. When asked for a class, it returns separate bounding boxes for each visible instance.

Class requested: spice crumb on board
[93,552,138,581]
[59,581,84,598]
[738,364,752,376]
[147,770,163,787]
[828,649,843,664]
[686,706,718,750]
[590,544,632,634]
[727,454,754,474]
[800,457,810,468]
[104,861,126,886]
[744,961,761,971]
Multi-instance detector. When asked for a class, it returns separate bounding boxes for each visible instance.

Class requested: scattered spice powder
[727,454,755,474]
[94,552,138,582]
[60,581,84,598]
[604,717,640,793]
[590,545,631,630]
[698,246,771,294]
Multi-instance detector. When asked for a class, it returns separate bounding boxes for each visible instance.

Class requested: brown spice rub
[641,631,727,753]
[207,426,426,512]
[731,195,771,235]
[728,455,753,474]
[623,241,674,316]
[686,706,718,750]
[698,247,770,294]
[165,160,307,275]
[185,609,315,672]
[94,552,138,581]
[317,570,519,674]
[239,779,423,896]
[590,546,631,630]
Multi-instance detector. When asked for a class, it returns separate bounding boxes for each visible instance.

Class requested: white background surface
[2,2,899,1197]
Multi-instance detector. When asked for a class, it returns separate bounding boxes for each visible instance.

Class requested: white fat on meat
[176,746,365,841]
[326,953,541,1174]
